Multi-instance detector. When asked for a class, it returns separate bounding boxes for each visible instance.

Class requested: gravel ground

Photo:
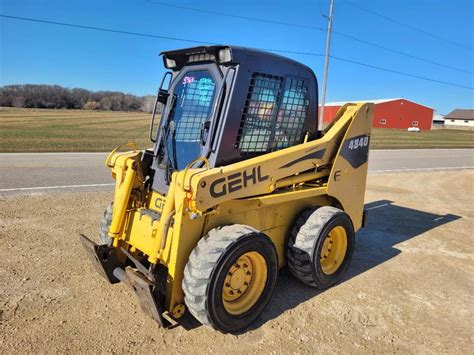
[1,170,473,353]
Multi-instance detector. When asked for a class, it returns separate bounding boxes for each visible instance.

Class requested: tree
[141,95,156,113]
[0,84,153,112]
[83,100,100,110]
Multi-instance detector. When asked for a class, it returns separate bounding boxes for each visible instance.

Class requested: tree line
[0,84,158,112]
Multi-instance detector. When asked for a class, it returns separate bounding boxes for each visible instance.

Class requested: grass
[0,107,152,152]
[370,128,474,149]
[0,107,473,152]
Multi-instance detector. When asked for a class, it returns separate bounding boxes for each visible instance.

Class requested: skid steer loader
[80,45,373,333]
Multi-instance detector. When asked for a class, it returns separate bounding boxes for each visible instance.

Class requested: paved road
[1,149,473,195]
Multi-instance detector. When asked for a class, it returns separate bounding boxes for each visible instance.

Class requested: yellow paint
[320,226,348,275]
[103,102,373,315]
[222,252,267,315]
[172,304,186,318]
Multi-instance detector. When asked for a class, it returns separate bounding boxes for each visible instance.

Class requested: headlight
[164,57,176,69]
[218,48,232,63]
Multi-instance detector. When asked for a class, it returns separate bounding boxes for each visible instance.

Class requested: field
[1,170,473,352]
[370,127,474,149]
[0,108,151,152]
[0,107,473,152]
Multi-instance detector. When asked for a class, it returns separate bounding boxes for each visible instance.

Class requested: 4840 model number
[348,136,369,150]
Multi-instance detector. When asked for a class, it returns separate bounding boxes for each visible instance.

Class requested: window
[380,119,387,125]
[237,73,284,154]
[451,119,455,122]
[465,120,469,123]
[273,78,309,149]
[236,73,309,154]
[412,120,418,126]
[167,70,216,169]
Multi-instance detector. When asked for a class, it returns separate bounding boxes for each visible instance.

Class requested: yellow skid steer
[80,45,373,333]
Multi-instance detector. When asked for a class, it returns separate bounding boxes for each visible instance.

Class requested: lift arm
[186,102,373,228]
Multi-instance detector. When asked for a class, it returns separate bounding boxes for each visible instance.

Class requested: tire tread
[287,206,346,289]
[99,202,113,245]
[182,224,259,328]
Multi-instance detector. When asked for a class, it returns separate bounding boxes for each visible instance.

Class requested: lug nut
[244,282,249,286]
[246,271,251,275]
[225,283,230,287]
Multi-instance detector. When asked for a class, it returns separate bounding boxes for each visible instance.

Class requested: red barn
[320,98,434,130]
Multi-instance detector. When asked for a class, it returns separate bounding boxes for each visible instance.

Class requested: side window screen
[273,78,309,149]
[174,71,216,143]
[167,70,216,170]
[237,73,284,154]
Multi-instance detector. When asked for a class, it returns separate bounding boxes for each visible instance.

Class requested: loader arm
[187,102,373,229]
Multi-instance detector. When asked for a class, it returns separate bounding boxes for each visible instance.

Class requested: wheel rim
[222,251,267,315]
[320,226,348,275]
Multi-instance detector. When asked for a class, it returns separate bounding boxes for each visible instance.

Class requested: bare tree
[0,84,152,112]
[141,96,156,113]
[83,100,100,110]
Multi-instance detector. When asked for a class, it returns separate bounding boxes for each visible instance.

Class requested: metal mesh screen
[273,77,309,149]
[174,72,216,143]
[237,73,284,154]
[236,74,309,154]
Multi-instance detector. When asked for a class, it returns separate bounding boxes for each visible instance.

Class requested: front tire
[98,202,113,245]
[182,224,278,333]
[287,206,355,289]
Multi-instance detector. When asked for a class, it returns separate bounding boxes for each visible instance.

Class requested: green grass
[0,107,152,152]
[370,128,474,149]
[0,107,473,152]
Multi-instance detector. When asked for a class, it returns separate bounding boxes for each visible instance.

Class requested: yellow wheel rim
[222,251,267,315]
[320,226,348,275]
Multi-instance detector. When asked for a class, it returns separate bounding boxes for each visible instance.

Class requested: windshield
[166,70,216,170]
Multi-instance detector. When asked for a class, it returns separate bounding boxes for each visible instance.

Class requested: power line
[0,14,321,57]
[147,0,326,31]
[332,30,473,75]
[330,55,473,89]
[0,13,320,54]
[0,14,213,45]
[0,14,472,90]
[318,0,329,19]
[343,0,472,51]
[147,0,473,75]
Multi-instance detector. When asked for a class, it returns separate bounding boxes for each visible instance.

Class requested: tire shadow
[248,199,461,331]
[178,199,460,332]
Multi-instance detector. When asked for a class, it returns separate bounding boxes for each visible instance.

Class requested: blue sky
[1,0,473,114]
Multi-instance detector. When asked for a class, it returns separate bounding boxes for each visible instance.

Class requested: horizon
[4,83,472,115]
[0,82,153,98]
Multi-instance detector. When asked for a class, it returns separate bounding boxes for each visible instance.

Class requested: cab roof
[160,45,314,74]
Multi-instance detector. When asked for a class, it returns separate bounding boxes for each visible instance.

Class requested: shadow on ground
[179,200,460,331]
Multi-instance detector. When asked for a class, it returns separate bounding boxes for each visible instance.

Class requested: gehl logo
[210,166,269,198]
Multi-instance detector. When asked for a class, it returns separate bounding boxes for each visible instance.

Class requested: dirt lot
[1,170,473,353]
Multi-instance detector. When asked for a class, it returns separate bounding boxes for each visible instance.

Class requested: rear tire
[182,224,278,333]
[98,202,113,245]
[287,206,355,289]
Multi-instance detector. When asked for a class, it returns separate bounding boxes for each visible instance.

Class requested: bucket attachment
[79,234,122,283]
[113,267,171,327]
[79,234,171,327]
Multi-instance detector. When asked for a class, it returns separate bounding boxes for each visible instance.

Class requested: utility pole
[319,0,334,131]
